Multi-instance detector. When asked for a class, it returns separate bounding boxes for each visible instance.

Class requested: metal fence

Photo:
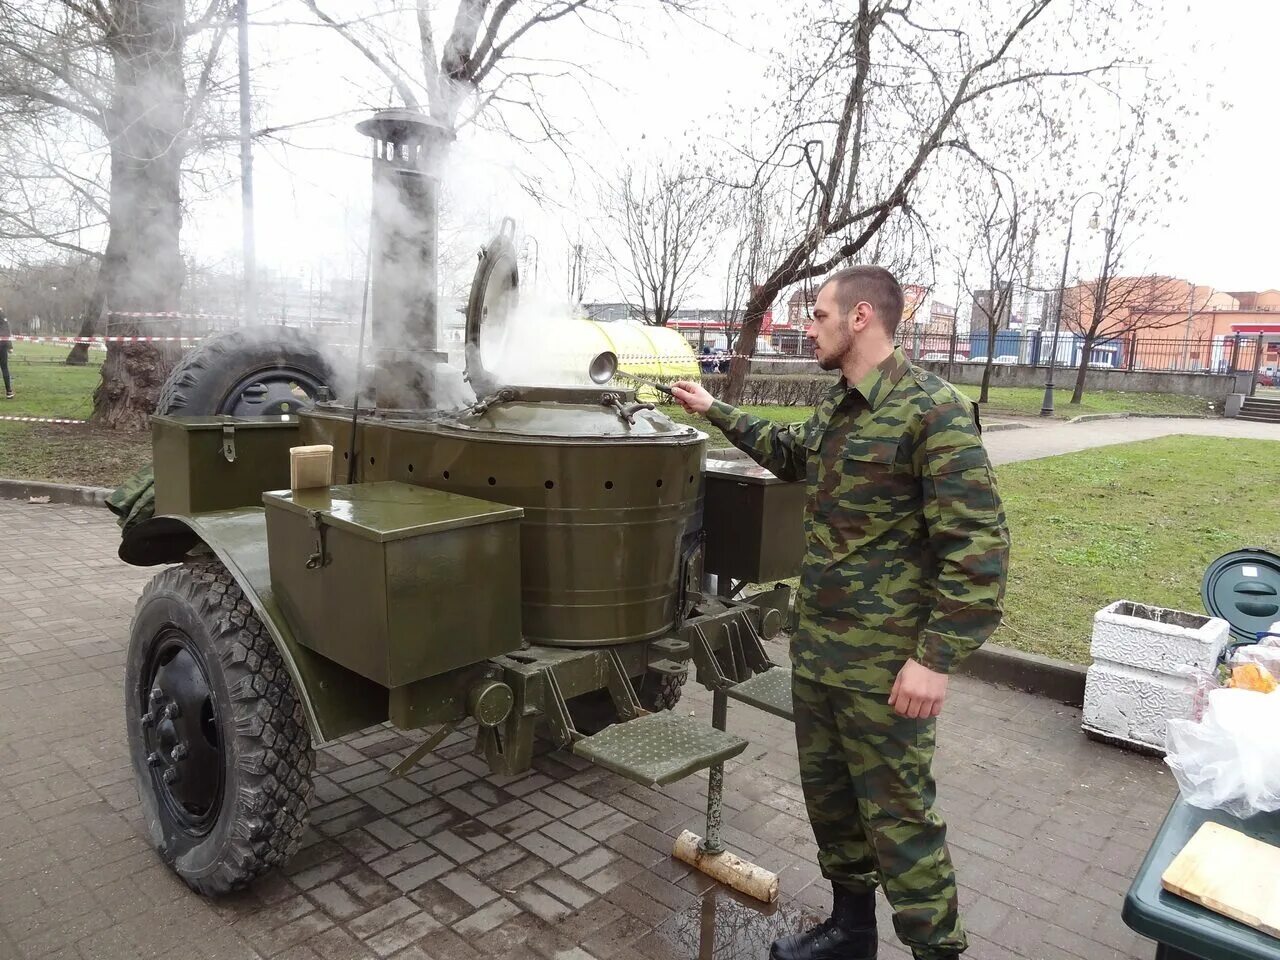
[771,329,1272,378]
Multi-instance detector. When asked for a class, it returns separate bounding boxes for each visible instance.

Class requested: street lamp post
[1040,192,1101,416]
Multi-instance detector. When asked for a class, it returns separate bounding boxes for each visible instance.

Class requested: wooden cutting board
[1162,820,1280,937]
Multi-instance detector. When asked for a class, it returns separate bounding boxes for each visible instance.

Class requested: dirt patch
[0,423,151,488]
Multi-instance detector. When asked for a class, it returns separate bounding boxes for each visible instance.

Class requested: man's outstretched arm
[670,381,812,482]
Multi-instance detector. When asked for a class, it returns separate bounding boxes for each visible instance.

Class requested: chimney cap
[356,109,454,145]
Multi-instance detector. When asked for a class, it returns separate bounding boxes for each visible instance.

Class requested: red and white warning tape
[615,353,818,364]
[2,335,201,344]
[0,415,87,424]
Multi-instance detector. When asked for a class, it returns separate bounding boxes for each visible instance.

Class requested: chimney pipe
[356,109,453,408]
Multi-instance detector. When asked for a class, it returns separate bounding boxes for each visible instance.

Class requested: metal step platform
[572,712,748,787]
[725,666,794,721]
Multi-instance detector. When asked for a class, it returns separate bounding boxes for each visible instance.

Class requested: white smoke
[481,285,599,388]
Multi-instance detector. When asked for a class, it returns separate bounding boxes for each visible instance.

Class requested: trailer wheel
[157,326,333,416]
[638,670,686,713]
[568,670,687,734]
[125,558,314,896]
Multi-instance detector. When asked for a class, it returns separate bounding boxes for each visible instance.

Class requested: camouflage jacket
[706,347,1010,692]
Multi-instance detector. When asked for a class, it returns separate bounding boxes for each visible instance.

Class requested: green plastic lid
[1201,548,1280,642]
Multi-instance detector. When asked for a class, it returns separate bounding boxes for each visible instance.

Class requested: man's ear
[849,300,874,332]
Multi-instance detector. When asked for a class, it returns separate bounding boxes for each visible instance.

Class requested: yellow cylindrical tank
[590,321,699,402]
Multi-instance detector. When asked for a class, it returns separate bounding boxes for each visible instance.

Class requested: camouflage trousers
[792,672,965,958]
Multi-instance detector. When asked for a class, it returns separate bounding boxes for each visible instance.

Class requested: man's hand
[889,659,949,719]
[670,380,715,416]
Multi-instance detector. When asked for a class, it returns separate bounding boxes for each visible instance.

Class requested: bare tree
[721,185,790,351]
[0,0,235,426]
[603,162,718,326]
[715,0,1130,404]
[958,177,1037,402]
[1062,116,1196,402]
[299,1,695,143]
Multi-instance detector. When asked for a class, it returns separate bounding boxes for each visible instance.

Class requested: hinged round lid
[1201,548,1280,642]
[465,218,518,395]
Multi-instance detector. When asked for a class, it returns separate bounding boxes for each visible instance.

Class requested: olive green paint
[264,481,523,687]
[702,457,806,583]
[152,415,300,516]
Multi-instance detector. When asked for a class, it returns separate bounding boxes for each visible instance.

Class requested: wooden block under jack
[673,829,780,903]
[290,444,333,490]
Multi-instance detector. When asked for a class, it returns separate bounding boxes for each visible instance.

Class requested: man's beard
[816,328,853,371]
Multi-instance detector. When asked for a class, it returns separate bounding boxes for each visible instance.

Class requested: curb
[1066,412,1216,424]
[1067,412,1129,424]
[957,642,1087,706]
[982,421,1030,433]
[0,478,113,507]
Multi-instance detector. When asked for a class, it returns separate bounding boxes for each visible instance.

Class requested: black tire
[638,670,686,713]
[126,558,314,895]
[157,326,333,416]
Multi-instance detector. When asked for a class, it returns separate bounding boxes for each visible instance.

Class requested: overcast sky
[194,0,1280,309]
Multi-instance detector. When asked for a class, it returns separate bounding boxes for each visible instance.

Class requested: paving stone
[439,870,499,908]
[365,819,418,850]
[510,884,574,923]
[0,498,1193,960]
[539,820,598,855]
[562,846,616,880]
[365,911,441,957]
[348,897,420,940]
[308,881,367,920]
[388,856,452,893]
[427,829,483,864]
[452,898,522,937]
[515,831,573,866]
[532,872,595,909]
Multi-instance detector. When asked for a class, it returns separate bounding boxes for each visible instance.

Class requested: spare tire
[157,326,334,416]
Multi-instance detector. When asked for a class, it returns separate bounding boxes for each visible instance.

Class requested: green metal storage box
[263,481,524,688]
[153,415,300,516]
[702,454,806,583]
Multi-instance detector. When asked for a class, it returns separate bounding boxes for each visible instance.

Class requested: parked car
[992,355,1018,365]
[1258,372,1276,387]
[965,356,988,364]
[918,352,950,361]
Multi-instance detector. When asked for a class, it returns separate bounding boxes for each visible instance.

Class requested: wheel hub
[140,637,223,833]
[221,369,326,416]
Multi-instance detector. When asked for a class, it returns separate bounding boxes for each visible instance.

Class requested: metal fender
[120,508,387,743]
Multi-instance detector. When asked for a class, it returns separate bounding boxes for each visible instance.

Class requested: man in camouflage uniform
[672,266,1009,960]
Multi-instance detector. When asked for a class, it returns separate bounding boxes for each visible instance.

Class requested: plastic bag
[1231,631,1280,680]
[1166,686,1280,818]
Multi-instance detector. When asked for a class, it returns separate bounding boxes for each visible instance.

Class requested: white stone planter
[1082,600,1231,753]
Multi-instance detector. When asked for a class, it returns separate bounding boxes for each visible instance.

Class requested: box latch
[305,510,329,569]
[221,424,237,463]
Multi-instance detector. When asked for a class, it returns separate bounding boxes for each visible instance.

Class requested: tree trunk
[1070,332,1095,404]
[91,0,188,429]
[65,250,119,365]
[979,324,998,403]
[723,288,775,406]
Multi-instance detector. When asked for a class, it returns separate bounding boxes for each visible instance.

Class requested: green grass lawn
[995,436,1280,663]
[1,341,103,418]
[969,385,1215,419]
[0,342,152,488]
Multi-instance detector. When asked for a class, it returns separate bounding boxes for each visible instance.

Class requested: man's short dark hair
[819,265,904,334]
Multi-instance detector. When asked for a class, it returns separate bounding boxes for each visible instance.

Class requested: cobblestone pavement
[0,500,1176,960]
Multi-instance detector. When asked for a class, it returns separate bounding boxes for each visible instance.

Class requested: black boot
[769,885,877,960]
